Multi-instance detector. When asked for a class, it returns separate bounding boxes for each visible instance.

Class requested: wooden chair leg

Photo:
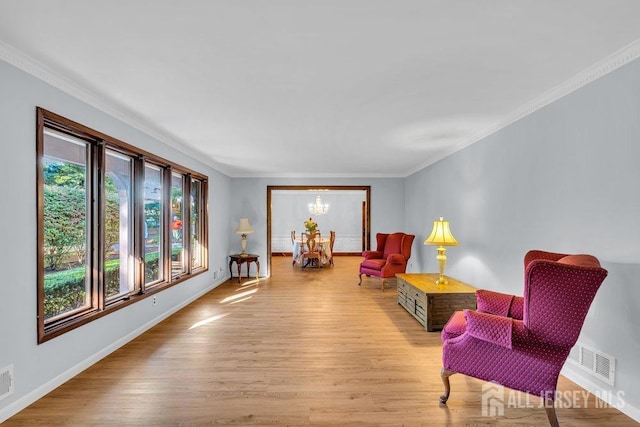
[440,368,456,404]
[358,273,362,285]
[545,400,559,427]
[381,279,386,291]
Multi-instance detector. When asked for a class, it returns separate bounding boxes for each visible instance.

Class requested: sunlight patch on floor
[188,312,230,330]
[227,296,252,305]
[220,288,257,304]
[239,277,264,288]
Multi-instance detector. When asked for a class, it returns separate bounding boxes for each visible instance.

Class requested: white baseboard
[0,276,226,423]
[561,364,640,422]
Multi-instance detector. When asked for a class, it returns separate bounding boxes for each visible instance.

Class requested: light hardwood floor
[4,256,636,426]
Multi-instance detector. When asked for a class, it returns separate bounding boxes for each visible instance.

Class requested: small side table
[229,254,260,283]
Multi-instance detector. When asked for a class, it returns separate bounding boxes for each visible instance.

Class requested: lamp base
[240,234,248,257]
[435,275,448,285]
[435,246,448,285]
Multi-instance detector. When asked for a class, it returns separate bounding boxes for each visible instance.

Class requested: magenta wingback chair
[358,232,415,290]
[439,250,608,427]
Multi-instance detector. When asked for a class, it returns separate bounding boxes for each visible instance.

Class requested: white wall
[0,60,233,422]
[404,58,640,419]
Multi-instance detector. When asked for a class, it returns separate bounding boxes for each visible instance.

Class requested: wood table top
[395,273,477,294]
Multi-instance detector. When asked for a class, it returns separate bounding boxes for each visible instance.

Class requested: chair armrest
[362,250,383,260]
[509,296,524,320]
[464,310,513,349]
[476,289,518,317]
[386,253,406,265]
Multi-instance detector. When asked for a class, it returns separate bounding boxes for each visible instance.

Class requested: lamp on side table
[424,216,458,285]
[235,218,254,257]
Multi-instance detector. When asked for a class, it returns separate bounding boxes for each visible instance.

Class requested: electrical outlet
[152,296,157,305]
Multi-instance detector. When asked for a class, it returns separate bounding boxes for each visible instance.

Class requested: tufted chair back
[523,252,608,348]
[439,250,608,427]
[382,232,413,260]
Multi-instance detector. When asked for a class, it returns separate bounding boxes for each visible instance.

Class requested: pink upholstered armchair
[439,250,608,426]
[358,232,415,290]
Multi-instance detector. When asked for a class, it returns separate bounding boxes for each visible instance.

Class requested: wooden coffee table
[396,273,477,331]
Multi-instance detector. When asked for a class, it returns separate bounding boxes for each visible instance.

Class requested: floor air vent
[0,365,14,401]
[568,344,615,386]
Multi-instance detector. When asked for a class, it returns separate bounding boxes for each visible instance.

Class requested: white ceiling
[1,1,640,178]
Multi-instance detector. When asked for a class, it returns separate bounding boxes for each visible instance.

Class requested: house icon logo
[481,381,505,417]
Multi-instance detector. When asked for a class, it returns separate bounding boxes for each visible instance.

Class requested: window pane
[144,164,164,285]
[190,179,203,269]
[171,173,184,277]
[38,108,210,342]
[104,149,134,300]
[42,129,90,321]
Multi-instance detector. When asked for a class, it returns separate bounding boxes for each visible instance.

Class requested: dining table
[292,236,332,268]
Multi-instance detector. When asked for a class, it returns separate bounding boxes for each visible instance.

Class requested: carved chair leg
[545,400,559,427]
[358,273,362,286]
[381,279,386,291]
[440,368,456,404]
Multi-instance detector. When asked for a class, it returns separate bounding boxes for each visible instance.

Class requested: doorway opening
[266,185,370,276]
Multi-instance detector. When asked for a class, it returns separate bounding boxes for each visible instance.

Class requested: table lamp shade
[235,218,254,235]
[424,217,458,246]
[424,217,458,285]
[235,218,254,256]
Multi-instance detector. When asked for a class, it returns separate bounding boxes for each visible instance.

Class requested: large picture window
[144,163,164,286]
[190,178,205,269]
[104,148,135,301]
[171,172,185,278]
[37,108,208,343]
[41,129,91,321]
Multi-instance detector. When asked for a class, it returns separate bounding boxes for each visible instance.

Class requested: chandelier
[308,195,329,215]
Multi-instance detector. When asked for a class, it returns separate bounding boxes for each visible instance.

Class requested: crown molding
[0,41,146,132]
[406,38,640,177]
[3,38,640,179]
[0,40,226,173]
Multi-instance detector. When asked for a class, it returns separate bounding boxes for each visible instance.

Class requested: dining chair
[301,231,322,268]
[329,230,336,266]
[291,230,300,266]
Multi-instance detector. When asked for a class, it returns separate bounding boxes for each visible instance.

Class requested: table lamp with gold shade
[424,216,458,285]
[235,218,254,257]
